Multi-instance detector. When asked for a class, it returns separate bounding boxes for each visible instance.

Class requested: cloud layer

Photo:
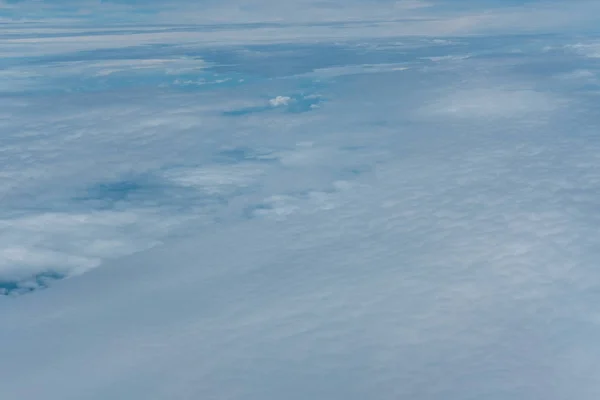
[2,1,600,399]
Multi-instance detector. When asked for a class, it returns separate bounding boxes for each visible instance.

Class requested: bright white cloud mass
[2,0,600,398]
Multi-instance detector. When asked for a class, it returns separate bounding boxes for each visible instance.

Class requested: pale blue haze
[2,0,600,398]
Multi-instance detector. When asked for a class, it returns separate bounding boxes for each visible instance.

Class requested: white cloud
[2,1,600,60]
[91,58,206,76]
[0,57,207,92]
[2,3,600,399]
[425,87,561,119]
[299,63,409,79]
[425,55,470,62]
[161,165,265,194]
[269,96,292,107]
[566,42,600,58]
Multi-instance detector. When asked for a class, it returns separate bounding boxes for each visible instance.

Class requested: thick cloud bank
[2,1,600,398]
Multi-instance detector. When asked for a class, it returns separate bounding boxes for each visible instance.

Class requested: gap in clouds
[2,37,408,294]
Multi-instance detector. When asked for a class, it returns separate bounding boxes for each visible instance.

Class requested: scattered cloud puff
[225,94,322,115]
[566,42,600,58]
[269,96,292,107]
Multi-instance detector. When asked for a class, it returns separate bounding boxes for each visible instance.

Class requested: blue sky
[2,1,600,399]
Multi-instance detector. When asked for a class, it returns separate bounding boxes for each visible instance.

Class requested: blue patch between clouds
[0,271,66,297]
[223,105,271,116]
[213,147,279,164]
[75,177,164,209]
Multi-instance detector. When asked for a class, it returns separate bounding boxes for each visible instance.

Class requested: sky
[2,1,600,399]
